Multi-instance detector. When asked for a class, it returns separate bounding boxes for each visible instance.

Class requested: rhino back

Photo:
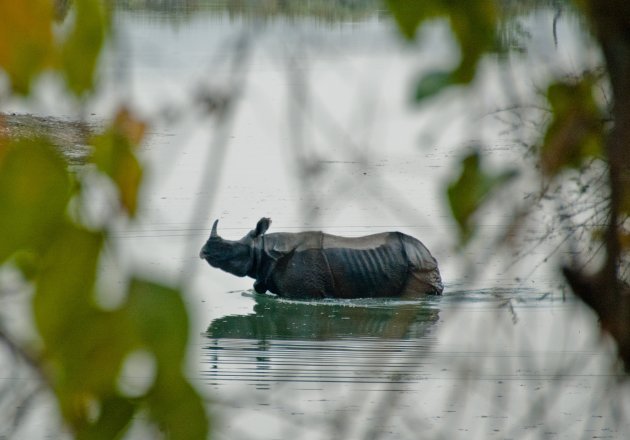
[264,231,322,254]
[263,230,441,297]
[322,233,408,298]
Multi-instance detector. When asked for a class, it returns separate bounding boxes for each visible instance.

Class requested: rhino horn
[210,219,219,238]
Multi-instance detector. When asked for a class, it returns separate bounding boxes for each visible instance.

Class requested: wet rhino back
[264,231,442,298]
[322,233,408,298]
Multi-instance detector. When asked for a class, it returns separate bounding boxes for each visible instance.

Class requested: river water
[4,1,630,439]
[201,291,618,439]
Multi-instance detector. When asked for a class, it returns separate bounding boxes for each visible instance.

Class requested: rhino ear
[254,217,271,237]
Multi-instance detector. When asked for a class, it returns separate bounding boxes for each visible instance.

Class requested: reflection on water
[200,289,555,388]
[207,292,440,340]
[203,293,439,385]
[200,289,628,440]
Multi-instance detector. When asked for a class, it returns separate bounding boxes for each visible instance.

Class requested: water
[200,290,625,439]
[3,1,630,439]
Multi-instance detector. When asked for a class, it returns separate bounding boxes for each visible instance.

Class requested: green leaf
[386,0,498,98]
[385,0,438,39]
[541,78,603,176]
[126,279,210,439]
[31,225,133,433]
[126,279,189,364]
[51,311,137,436]
[0,138,70,263]
[36,271,209,438]
[415,70,454,102]
[447,151,518,244]
[61,0,109,95]
[447,2,497,83]
[10,250,40,280]
[83,396,136,440]
[0,0,54,94]
[149,374,209,440]
[65,311,136,394]
[33,224,103,346]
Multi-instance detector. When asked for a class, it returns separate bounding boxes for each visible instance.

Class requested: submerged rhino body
[200,218,443,299]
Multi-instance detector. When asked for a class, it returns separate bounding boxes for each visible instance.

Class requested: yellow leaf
[115,108,147,146]
[116,152,143,216]
[0,0,55,94]
[91,108,146,216]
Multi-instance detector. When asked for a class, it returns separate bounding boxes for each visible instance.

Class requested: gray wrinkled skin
[200,218,443,299]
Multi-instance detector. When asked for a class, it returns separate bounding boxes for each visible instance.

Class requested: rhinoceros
[199,218,443,299]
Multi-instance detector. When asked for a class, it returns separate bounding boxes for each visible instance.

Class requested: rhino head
[199,217,271,277]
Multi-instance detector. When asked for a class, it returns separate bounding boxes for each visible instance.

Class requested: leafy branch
[0,1,208,437]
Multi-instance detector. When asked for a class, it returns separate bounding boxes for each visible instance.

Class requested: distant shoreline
[0,113,96,165]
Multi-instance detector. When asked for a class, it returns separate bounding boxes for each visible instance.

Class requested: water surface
[200,289,625,439]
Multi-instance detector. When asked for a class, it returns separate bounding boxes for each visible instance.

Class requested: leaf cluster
[0,127,208,439]
[541,75,605,177]
[0,0,106,96]
[386,0,497,101]
[385,1,620,253]
[0,1,209,438]
[447,151,518,245]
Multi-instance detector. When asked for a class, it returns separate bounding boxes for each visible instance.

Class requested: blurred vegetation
[1,0,629,437]
[385,0,630,370]
[0,0,208,438]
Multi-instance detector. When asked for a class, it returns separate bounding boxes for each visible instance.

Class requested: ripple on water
[202,291,444,386]
[201,288,580,387]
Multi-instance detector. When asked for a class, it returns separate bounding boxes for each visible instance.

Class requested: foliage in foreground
[0,0,208,438]
[387,0,630,370]
[1,0,630,437]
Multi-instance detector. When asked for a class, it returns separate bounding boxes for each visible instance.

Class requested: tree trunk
[564,0,630,371]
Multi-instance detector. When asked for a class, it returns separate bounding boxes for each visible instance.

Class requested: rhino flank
[200,218,443,299]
